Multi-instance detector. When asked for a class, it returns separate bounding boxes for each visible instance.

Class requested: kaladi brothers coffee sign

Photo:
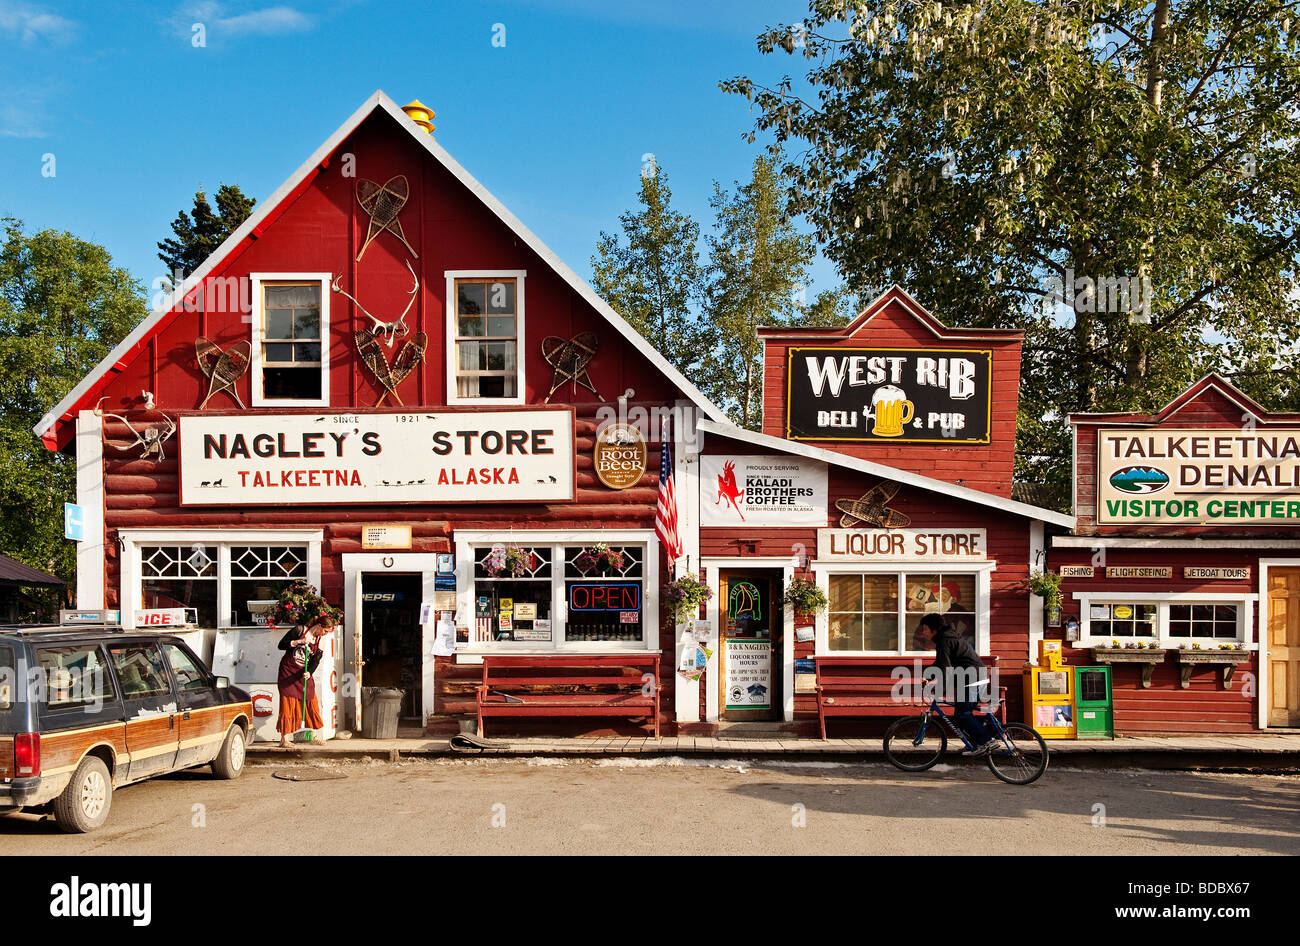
[785,347,991,443]
[1097,428,1300,524]
[700,456,828,527]
[179,411,573,505]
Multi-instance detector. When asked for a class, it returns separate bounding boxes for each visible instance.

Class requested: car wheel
[53,756,112,833]
[211,724,246,780]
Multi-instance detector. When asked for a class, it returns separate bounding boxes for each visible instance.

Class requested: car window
[108,644,172,698]
[162,643,210,692]
[0,645,13,708]
[35,645,117,707]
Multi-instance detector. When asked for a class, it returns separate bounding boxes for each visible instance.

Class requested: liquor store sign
[818,528,988,562]
[1097,429,1300,524]
[179,411,573,505]
[785,347,991,443]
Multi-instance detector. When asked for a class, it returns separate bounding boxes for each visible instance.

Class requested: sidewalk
[247,732,1300,771]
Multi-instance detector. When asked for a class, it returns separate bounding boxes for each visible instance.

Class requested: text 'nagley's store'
[36,92,1300,740]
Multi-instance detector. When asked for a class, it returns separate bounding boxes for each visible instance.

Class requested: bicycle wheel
[883,714,948,771]
[985,722,1049,785]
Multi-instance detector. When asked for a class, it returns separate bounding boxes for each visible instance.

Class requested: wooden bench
[814,655,1005,739]
[477,654,661,738]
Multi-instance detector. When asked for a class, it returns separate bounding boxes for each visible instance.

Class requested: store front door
[360,573,423,722]
[718,569,782,722]
[1267,566,1300,727]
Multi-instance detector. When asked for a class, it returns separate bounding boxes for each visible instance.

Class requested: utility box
[1073,666,1114,740]
[1022,640,1076,739]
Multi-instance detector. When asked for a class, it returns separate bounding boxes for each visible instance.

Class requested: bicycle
[882,699,1049,785]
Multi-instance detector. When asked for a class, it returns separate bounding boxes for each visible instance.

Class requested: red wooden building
[1049,374,1300,732]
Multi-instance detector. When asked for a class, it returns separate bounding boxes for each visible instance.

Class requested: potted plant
[782,578,829,620]
[575,542,626,576]
[1027,570,1063,623]
[266,579,342,631]
[665,573,713,625]
[482,544,536,579]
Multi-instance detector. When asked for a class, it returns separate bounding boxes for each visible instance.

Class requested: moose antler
[94,398,178,462]
[331,260,419,347]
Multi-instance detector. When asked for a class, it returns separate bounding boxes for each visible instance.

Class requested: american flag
[656,438,682,562]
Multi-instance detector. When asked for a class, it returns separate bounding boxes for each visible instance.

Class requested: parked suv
[0,625,252,832]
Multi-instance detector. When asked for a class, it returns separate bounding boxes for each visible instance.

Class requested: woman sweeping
[276,619,330,747]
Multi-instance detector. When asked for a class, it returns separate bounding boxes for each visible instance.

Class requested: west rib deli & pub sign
[1097,428,1300,524]
[785,347,992,443]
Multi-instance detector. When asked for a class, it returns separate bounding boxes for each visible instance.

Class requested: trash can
[361,687,404,739]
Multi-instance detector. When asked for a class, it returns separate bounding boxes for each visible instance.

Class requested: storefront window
[1090,602,1157,638]
[825,571,980,653]
[141,545,218,627]
[1169,603,1239,639]
[563,546,644,643]
[472,547,553,642]
[230,545,308,626]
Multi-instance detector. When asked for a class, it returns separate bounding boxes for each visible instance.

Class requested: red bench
[477,654,661,738]
[814,655,1005,739]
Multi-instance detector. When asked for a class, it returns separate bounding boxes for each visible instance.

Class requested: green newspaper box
[1073,666,1114,739]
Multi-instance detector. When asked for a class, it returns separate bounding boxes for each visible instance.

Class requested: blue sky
[0,0,839,303]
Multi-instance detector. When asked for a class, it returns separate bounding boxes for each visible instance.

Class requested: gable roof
[34,90,729,449]
[1068,372,1300,426]
[697,419,1075,528]
[757,285,1024,341]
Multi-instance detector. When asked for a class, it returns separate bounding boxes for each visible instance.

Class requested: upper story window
[446,271,525,404]
[251,274,330,406]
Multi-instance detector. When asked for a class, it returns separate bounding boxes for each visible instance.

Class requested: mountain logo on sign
[1109,466,1170,494]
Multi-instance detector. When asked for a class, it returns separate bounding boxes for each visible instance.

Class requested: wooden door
[719,571,781,721]
[1268,567,1300,727]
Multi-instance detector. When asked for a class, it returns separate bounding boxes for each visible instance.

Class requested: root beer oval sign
[594,423,647,490]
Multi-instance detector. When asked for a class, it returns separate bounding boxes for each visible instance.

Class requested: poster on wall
[179,410,574,505]
[785,347,992,443]
[725,640,771,710]
[700,456,828,527]
[1097,428,1300,525]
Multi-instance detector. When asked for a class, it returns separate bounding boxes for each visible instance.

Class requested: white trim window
[445,270,525,405]
[813,564,993,655]
[250,273,331,406]
[454,530,657,653]
[1072,592,1257,648]
[120,530,323,628]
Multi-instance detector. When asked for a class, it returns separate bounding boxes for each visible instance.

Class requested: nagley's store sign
[178,410,574,505]
[1097,428,1300,524]
[785,347,992,444]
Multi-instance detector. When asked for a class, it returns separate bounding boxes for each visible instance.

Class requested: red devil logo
[716,460,745,521]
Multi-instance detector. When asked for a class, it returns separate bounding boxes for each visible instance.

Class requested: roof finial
[402,99,436,134]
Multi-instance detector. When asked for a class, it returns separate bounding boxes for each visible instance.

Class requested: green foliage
[0,218,146,594]
[592,169,712,382]
[782,577,829,615]
[267,579,342,629]
[1026,569,1063,612]
[156,183,256,279]
[704,154,818,429]
[665,573,714,624]
[724,1,1300,499]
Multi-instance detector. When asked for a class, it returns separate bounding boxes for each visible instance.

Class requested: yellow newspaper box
[1022,640,1076,738]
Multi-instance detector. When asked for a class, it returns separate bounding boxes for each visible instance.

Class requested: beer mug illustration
[864,385,914,437]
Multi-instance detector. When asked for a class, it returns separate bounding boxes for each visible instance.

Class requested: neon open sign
[568,583,640,612]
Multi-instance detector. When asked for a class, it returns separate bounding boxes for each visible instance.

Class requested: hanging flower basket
[781,578,828,620]
[665,574,713,625]
[575,542,626,576]
[483,544,536,579]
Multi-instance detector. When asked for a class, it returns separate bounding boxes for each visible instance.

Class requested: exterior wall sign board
[1184,567,1250,580]
[785,347,991,443]
[361,525,412,549]
[1059,565,1095,578]
[818,528,988,562]
[1097,428,1300,524]
[700,456,828,527]
[179,411,573,505]
[1104,566,1173,579]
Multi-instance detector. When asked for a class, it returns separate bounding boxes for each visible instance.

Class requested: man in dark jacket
[916,613,1000,755]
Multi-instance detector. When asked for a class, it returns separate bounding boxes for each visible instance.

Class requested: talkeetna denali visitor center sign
[1097,428,1300,524]
[784,347,992,444]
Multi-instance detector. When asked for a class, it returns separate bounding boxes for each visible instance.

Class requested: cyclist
[915,613,1001,756]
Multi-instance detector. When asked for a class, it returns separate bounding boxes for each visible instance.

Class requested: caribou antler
[330,260,419,348]
[94,398,177,462]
